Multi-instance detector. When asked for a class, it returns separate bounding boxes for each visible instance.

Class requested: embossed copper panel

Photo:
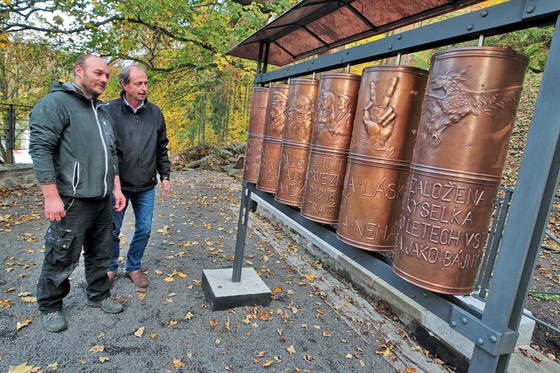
[337,66,428,251]
[300,73,361,224]
[392,47,529,294]
[276,78,319,207]
[243,87,270,183]
[256,84,290,193]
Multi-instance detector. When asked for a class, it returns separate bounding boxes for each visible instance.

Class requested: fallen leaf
[262,360,274,367]
[150,333,158,340]
[0,299,13,308]
[287,345,296,355]
[99,356,109,362]
[225,318,231,331]
[184,311,194,320]
[89,345,105,354]
[173,358,185,368]
[134,326,145,337]
[322,330,331,337]
[47,362,59,371]
[169,320,178,326]
[16,317,32,330]
[345,353,353,359]
[305,273,314,280]
[271,286,283,294]
[209,318,219,329]
[138,293,147,300]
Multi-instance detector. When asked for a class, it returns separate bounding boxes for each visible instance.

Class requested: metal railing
[0,103,33,165]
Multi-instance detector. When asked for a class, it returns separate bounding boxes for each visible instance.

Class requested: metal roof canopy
[227,0,485,67]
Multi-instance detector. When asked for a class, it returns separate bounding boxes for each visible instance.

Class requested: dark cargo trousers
[37,196,113,313]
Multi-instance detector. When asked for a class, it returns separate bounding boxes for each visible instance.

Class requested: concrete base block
[202,268,271,311]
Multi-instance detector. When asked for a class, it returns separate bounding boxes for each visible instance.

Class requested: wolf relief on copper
[268,90,289,137]
[314,89,354,146]
[362,76,399,151]
[285,94,314,142]
[422,66,523,148]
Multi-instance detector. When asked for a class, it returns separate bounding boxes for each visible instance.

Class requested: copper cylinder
[256,83,290,193]
[337,66,428,251]
[300,72,361,224]
[392,47,529,294]
[243,87,270,183]
[275,78,319,207]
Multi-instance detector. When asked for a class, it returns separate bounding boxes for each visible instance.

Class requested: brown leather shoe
[107,272,117,282]
[126,270,149,288]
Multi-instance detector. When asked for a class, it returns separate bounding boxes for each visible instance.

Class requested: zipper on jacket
[92,101,109,197]
[72,161,80,196]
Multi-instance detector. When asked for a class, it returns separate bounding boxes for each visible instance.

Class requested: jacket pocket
[44,226,75,266]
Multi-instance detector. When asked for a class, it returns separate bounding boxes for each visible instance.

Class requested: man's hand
[40,184,66,221]
[162,179,171,200]
[113,175,126,211]
[113,189,126,211]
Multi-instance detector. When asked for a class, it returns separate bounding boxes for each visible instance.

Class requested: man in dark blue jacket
[29,54,126,332]
[107,65,171,288]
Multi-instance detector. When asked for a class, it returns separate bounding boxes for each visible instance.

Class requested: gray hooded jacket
[29,82,118,199]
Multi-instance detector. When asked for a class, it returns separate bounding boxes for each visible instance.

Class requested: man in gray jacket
[29,55,126,332]
[107,65,171,288]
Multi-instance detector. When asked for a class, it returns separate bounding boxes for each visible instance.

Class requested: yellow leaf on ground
[305,273,314,280]
[89,345,105,353]
[209,318,219,328]
[173,359,185,368]
[345,353,353,359]
[99,356,109,362]
[138,293,147,300]
[287,345,296,355]
[383,347,392,357]
[0,299,13,308]
[150,333,158,340]
[134,326,145,337]
[262,360,274,367]
[271,286,283,294]
[16,317,32,330]
[20,296,36,303]
[184,311,194,320]
[8,362,39,372]
[164,277,174,282]
[225,318,231,331]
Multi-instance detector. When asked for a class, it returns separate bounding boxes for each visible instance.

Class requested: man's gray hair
[118,65,146,88]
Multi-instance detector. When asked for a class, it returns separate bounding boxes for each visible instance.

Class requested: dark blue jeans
[36,196,113,313]
[109,188,155,273]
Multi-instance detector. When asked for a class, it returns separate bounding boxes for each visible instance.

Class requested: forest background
[0,0,553,158]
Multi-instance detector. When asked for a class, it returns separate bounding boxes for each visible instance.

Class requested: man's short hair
[74,54,98,77]
[118,65,146,88]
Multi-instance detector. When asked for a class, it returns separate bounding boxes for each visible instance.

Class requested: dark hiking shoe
[86,297,124,314]
[41,311,67,332]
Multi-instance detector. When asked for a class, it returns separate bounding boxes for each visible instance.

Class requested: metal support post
[232,181,252,282]
[6,104,15,165]
[469,15,560,373]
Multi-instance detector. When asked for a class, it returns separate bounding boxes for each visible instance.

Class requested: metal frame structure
[233,1,559,372]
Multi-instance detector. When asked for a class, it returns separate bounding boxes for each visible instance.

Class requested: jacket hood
[49,81,100,103]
